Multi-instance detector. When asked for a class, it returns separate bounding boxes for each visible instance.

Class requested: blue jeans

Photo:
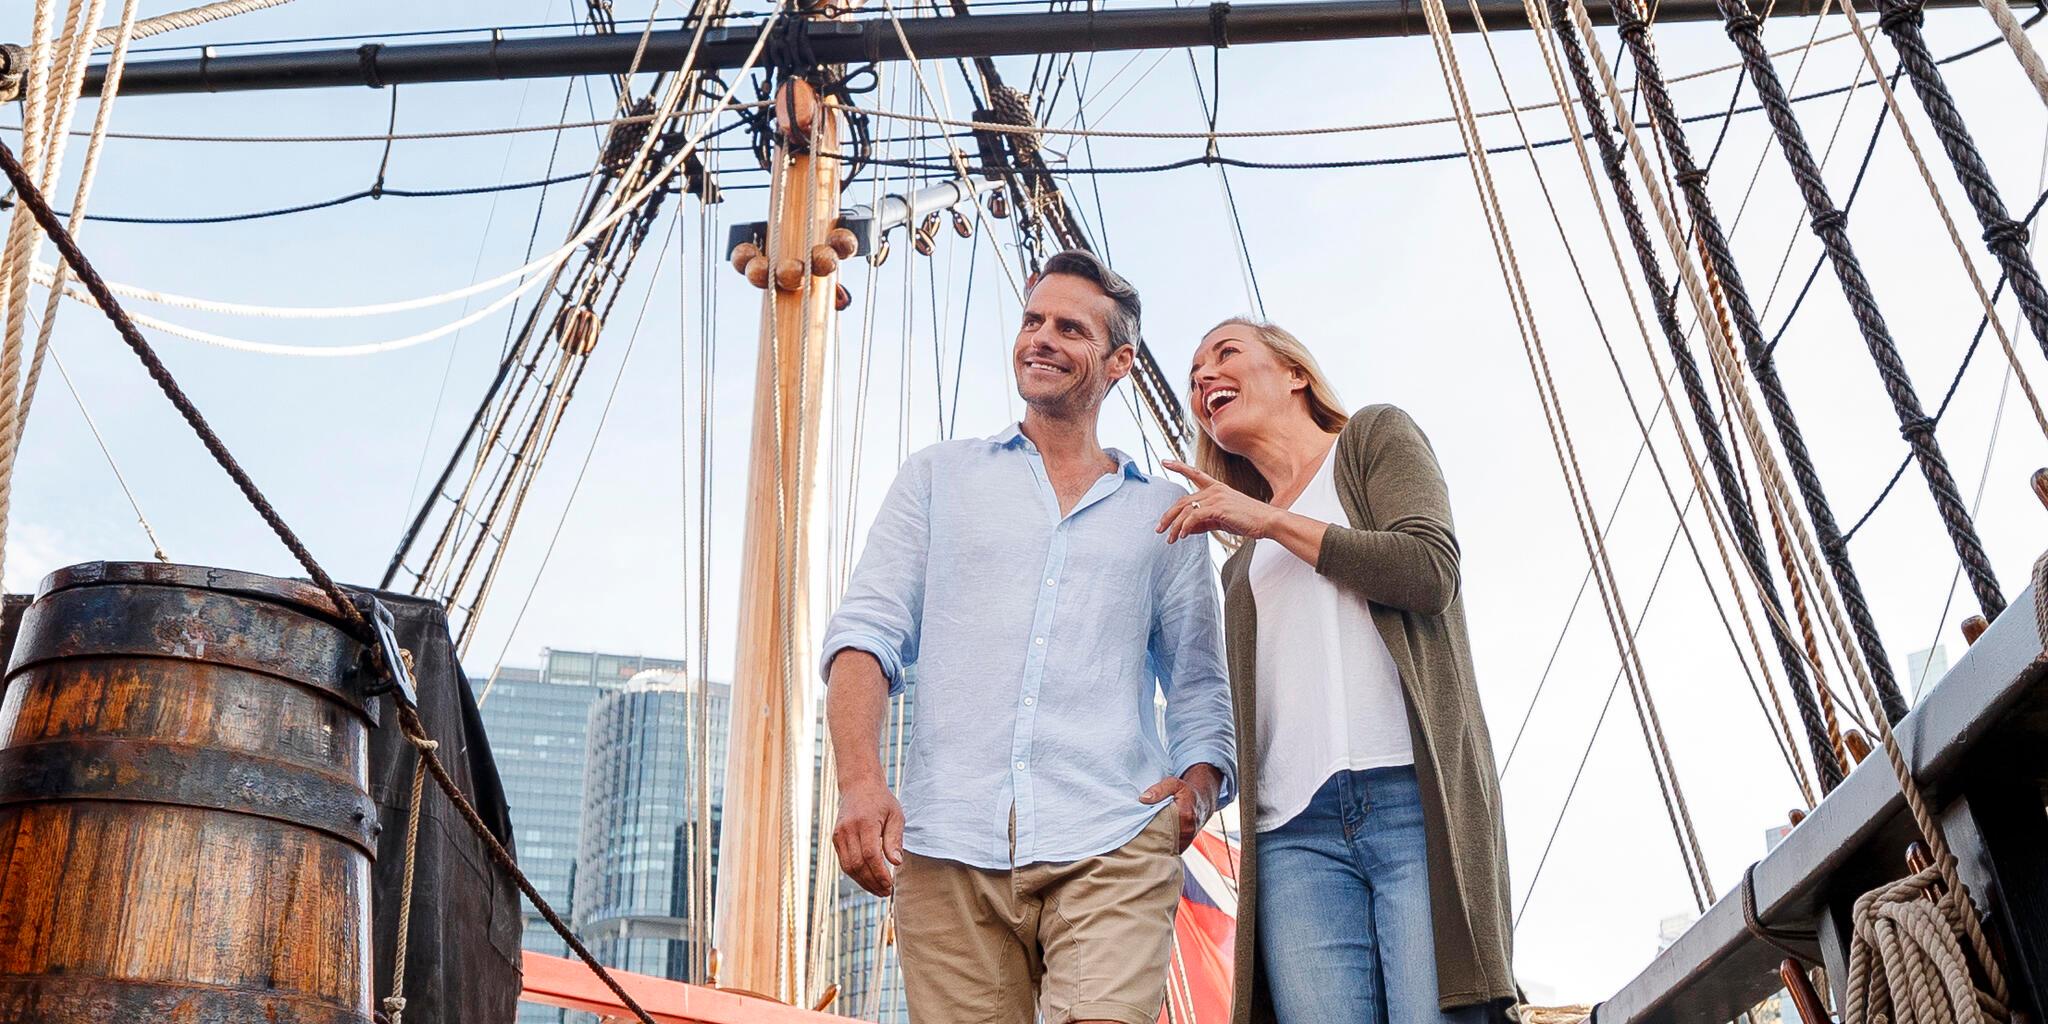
[1257,765,1458,1024]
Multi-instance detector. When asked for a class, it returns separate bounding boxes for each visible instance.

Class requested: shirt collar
[991,423,1145,481]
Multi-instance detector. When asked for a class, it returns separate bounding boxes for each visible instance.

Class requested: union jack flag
[1162,823,1240,1024]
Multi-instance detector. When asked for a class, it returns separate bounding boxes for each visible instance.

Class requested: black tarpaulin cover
[366,590,525,1024]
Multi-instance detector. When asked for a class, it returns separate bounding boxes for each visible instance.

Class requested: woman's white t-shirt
[1249,448,1414,831]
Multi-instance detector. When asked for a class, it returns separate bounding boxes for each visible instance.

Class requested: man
[823,249,1235,1024]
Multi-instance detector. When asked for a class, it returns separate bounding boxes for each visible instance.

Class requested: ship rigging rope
[1557,22,2008,1001]
[1472,0,1822,804]
[31,34,774,338]
[1556,0,1862,797]
[31,87,758,354]
[1717,0,2008,624]
[1420,0,1717,909]
[0,63,762,1024]
[1565,0,1875,806]
[1601,0,1913,735]
[0,0,118,603]
[1875,0,2048,377]
[77,0,294,50]
[1976,0,2048,107]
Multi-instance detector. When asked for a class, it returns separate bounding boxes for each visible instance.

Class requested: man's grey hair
[1035,249,1142,354]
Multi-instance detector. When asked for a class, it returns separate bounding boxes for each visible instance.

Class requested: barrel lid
[36,561,350,621]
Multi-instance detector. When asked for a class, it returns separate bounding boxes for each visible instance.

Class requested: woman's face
[1189,326,1307,454]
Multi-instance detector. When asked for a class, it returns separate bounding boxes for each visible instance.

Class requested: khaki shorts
[895,807,1184,1024]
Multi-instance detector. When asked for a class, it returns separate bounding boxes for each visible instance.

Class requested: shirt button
[1045,578,1056,586]
[1024,696,1036,706]
[1034,636,1045,646]
[1015,761,1028,771]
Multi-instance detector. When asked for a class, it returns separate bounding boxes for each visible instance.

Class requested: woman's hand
[1156,461,1281,543]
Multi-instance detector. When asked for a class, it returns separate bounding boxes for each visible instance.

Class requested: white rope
[1568,0,1894,803]
[0,0,71,597]
[1976,0,2048,109]
[35,14,782,355]
[22,0,142,440]
[1420,0,1715,909]
[3,99,771,144]
[88,0,293,48]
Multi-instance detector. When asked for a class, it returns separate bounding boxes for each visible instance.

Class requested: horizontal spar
[8,0,1978,98]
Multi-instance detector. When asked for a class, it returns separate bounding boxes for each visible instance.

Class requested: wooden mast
[715,76,842,1004]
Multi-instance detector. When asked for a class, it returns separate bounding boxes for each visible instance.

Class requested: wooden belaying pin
[1777,960,1830,1024]
[744,255,770,289]
[2032,467,2048,510]
[827,226,859,259]
[1962,615,1989,646]
[1843,729,1872,765]
[812,984,842,1013]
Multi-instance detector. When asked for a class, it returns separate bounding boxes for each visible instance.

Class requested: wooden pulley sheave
[774,76,824,149]
[560,305,602,355]
[914,212,942,256]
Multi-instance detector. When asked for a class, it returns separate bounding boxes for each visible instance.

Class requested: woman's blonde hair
[1191,318,1349,503]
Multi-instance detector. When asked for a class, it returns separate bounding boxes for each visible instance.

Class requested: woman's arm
[1315,407,1461,615]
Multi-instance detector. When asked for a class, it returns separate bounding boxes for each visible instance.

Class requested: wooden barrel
[0,562,379,1024]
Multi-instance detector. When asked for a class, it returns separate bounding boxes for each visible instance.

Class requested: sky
[7,0,2048,1006]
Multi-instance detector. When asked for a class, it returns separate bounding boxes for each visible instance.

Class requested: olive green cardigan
[1225,405,1517,1023]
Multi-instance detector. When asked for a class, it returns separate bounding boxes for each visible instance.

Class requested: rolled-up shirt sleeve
[819,452,932,696]
[1151,531,1238,808]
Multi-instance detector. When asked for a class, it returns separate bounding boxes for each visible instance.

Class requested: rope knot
[1982,217,2029,249]
[381,995,407,1024]
[1875,0,1925,32]
[1821,533,1851,564]
[1810,208,1848,234]
[1898,415,1937,441]
[1722,10,1762,34]
[1674,168,1709,189]
[410,736,441,753]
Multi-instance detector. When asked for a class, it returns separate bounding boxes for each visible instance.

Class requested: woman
[1155,318,1516,1024]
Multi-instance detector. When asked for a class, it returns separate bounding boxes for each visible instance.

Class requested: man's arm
[1142,519,1238,852]
[829,650,905,897]
[819,453,933,896]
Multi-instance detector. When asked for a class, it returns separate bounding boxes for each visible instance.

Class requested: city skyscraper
[470,649,686,1024]
[478,647,906,1021]
[573,670,730,980]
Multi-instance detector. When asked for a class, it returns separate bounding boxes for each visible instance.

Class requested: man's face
[1012,273,1135,415]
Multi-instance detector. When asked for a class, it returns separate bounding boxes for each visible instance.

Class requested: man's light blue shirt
[821,424,1237,869]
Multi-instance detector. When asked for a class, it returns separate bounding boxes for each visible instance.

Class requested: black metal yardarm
[1717,0,2005,627]
[1544,0,1847,790]
[1875,0,2048,368]
[1606,0,1915,726]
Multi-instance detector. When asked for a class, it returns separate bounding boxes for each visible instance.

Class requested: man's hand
[833,776,906,897]
[1140,763,1223,854]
